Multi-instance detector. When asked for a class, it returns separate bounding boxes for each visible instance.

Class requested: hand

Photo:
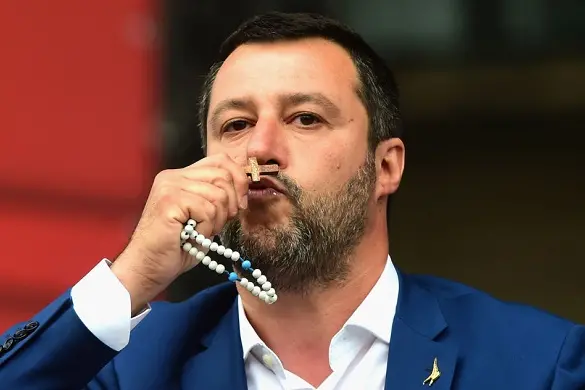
[111,153,249,313]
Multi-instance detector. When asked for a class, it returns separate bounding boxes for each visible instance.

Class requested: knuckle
[233,168,248,184]
[156,193,176,213]
[162,207,177,221]
[156,184,173,198]
[212,171,232,186]
[206,204,217,220]
[217,189,229,203]
[154,169,172,183]
[222,169,233,183]
[217,152,231,161]
[209,193,226,208]
[209,152,230,165]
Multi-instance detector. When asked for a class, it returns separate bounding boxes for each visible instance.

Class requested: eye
[223,119,251,133]
[291,113,323,128]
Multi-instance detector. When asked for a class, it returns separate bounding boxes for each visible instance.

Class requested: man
[1,12,584,390]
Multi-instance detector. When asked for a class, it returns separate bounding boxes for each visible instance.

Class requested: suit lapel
[181,288,248,390]
[178,272,459,390]
[385,272,459,390]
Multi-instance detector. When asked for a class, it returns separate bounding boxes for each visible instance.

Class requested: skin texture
[206,38,405,386]
[221,154,377,293]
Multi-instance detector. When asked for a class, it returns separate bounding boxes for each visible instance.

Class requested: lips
[248,177,287,196]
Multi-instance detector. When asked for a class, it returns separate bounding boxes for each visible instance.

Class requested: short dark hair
[197,12,403,152]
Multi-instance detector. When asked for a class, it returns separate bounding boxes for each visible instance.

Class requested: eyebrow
[209,92,342,128]
[209,98,255,129]
[281,92,341,117]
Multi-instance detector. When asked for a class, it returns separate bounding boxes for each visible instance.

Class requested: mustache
[272,172,303,205]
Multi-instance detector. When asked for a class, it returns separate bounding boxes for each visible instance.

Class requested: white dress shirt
[70,256,399,389]
[238,257,398,390]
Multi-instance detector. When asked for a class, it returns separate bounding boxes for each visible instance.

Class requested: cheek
[291,143,359,192]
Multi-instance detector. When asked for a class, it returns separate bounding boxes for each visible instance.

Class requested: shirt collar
[344,255,398,343]
[238,295,263,360]
[238,255,399,358]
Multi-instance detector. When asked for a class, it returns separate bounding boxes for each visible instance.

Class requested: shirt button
[262,353,273,368]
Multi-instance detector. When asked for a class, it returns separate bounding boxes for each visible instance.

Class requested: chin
[241,217,283,236]
[241,201,291,228]
[240,226,280,251]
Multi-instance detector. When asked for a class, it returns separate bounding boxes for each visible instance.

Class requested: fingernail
[240,195,248,209]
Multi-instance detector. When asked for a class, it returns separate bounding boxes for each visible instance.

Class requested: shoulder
[404,273,585,386]
[409,273,577,330]
[406,273,581,357]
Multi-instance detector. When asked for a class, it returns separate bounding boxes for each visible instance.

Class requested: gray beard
[219,154,376,294]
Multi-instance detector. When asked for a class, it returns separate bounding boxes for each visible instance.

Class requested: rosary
[180,158,280,304]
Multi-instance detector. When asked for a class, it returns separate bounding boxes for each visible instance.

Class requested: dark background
[162,0,585,323]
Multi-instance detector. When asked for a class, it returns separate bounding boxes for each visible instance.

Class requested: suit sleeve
[551,324,585,389]
[0,260,151,390]
[0,291,120,389]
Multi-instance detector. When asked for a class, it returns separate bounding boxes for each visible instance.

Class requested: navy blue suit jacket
[1,270,584,389]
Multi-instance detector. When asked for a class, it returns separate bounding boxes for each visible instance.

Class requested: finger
[180,184,228,236]
[177,194,216,271]
[180,167,239,217]
[178,193,217,239]
[192,154,250,209]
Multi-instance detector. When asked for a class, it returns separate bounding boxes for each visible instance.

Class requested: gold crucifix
[244,157,279,182]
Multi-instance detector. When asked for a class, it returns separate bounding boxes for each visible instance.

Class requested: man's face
[207,38,376,291]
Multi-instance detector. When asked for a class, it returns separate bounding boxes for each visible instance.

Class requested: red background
[0,0,159,331]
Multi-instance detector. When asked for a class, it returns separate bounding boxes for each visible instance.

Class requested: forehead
[209,38,360,109]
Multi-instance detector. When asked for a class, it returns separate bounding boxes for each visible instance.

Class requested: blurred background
[1,0,584,331]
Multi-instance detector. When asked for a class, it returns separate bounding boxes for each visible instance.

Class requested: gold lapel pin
[423,357,441,386]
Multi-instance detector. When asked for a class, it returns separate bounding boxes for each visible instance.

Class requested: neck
[237,212,389,385]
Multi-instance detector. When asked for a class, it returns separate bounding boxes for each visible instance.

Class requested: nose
[246,117,288,168]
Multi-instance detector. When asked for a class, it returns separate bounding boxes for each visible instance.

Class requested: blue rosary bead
[181,220,277,304]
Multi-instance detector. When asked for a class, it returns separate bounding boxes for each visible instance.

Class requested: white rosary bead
[252,286,261,296]
[180,220,277,305]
